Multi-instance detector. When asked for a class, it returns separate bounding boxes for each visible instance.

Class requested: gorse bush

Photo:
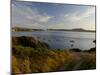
[12,36,96,74]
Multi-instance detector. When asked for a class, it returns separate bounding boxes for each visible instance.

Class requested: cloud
[23,7,53,23]
[12,1,95,30]
[39,15,53,22]
[65,14,81,21]
[64,7,95,22]
[12,1,53,28]
[81,7,95,18]
[52,6,95,30]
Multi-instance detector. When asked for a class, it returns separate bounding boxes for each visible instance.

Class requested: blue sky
[12,0,95,30]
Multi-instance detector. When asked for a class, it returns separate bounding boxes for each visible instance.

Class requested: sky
[11,0,96,30]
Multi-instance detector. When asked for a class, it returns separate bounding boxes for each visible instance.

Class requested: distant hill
[12,27,95,32]
[47,28,95,32]
[71,28,95,32]
[71,28,86,31]
[12,27,44,32]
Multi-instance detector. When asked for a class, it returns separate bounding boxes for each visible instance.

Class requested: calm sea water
[12,31,96,50]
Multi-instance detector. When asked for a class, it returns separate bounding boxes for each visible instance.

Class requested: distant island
[47,28,95,32]
[12,27,95,32]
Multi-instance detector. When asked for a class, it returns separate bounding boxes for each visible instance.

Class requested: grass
[12,36,96,74]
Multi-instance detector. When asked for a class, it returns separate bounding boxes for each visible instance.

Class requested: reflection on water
[12,31,95,50]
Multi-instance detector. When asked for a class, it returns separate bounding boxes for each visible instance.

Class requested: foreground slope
[12,36,96,74]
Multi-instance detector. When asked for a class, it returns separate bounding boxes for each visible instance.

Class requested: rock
[93,40,96,43]
[70,40,75,43]
[12,36,49,48]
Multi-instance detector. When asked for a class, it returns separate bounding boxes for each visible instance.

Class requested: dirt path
[59,52,83,71]
[73,59,83,70]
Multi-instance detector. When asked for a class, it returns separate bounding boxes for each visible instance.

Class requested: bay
[12,31,95,50]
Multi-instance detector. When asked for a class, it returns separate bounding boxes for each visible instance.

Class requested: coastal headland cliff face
[12,36,96,74]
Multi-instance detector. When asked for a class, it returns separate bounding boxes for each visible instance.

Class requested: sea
[12,31,96,50]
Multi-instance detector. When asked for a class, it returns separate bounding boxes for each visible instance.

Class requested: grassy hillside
[12,36,96,74]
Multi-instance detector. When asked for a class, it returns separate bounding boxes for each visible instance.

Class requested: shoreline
[12,30,96,33]
[12,35,96,51]
[12,27,95,33]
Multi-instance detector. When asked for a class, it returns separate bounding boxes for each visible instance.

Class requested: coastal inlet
[12,31,96,50]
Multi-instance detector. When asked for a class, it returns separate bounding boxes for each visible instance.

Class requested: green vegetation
[12,36,96,74]
[12,27,44,32]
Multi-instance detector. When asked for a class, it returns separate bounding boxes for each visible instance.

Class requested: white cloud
[12,2,53,28]
[64,13,81,21]
[81,7,95,18]
[55,6,95,30]
[69,15,81,21]
[12,1,95,30]
[64,7,95,22]
[39,16,52,22]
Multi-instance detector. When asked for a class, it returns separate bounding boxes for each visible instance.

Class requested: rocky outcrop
[12,36,49,48]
